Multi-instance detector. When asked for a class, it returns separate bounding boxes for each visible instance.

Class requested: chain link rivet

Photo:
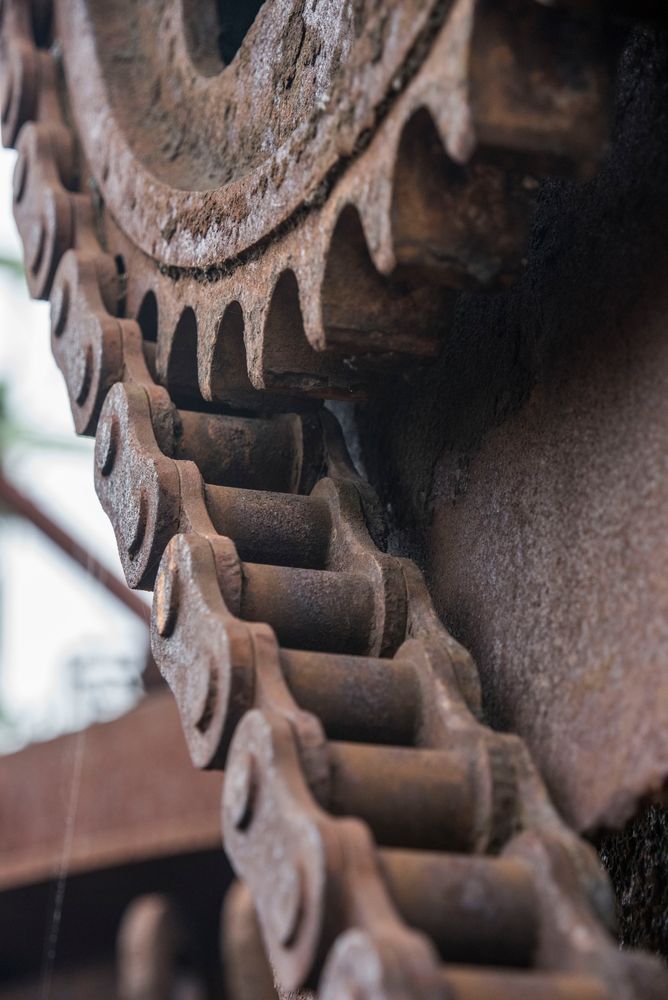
[96,413,119,476]
[73,343,93,405]
[51,278,70,338]
[125,489,148,559]
[13,149,27,203]
[27,219,45,275]
[154,562,179,638]
[227,751,257,832]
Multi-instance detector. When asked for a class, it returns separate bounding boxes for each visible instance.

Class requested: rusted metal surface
[423,279,668,833]
[356,30,668,839]
[92,0,610,400]
[93,380,327,588]
[60,0,609,269]
[3,0,616,416]
[2,1,668,999]
[0,692,221,891]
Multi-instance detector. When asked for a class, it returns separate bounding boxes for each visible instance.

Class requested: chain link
[2,2,667,997]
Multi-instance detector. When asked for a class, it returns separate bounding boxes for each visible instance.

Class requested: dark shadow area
[0,850,231,997]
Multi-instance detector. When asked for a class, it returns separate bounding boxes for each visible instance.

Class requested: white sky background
[0,148,148,752]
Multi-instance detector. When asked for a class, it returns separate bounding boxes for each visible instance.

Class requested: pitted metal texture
[3,0,619,417]
[2,1,668,998]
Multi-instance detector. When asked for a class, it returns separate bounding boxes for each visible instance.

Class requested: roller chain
[2,2,667,997]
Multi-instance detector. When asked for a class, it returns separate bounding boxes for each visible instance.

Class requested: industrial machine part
[2,1,667,997]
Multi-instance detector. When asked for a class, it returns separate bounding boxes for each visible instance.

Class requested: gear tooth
[206,299,256,403]
[197,303,219,402]
[153,292,184,392]
[326,136,398,282]
[245,276,271,392]
[165,304,201,406]
[321,201,450,360]
[122,249,159,325]
[354,181,396,279]
[262,269,329,396]
[135,288,159,344]
[242,260,271,375]
[295,255,325,356]
[258,266,364,400]
[391,105,537,291]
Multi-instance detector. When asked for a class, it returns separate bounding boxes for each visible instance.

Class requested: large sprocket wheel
[3,5,668,999]
[2,0,615,426]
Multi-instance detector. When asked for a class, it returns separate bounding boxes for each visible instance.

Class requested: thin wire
[39,726,87,1000]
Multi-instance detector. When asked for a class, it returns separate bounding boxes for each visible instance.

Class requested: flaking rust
[2,0,668,997]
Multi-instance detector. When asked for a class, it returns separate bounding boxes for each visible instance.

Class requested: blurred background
[0,145,149,754]
[0,143,227,1000]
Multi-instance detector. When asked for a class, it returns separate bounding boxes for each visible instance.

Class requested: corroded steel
[423,292,668,833]
[3,0,615,416]
[2,2,668,999]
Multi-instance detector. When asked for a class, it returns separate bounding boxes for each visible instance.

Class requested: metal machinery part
[1,1,667,997]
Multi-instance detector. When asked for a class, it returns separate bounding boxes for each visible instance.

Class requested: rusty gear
[3,0,616,419]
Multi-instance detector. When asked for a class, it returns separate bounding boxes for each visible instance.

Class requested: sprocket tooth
[317,203,454,357]
[389,108,540,290]
[258,268,370,399]
[150,293,193,405]
[195,298,258,408]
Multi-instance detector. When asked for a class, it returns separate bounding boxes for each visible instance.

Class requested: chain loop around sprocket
[2,1,668,997]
